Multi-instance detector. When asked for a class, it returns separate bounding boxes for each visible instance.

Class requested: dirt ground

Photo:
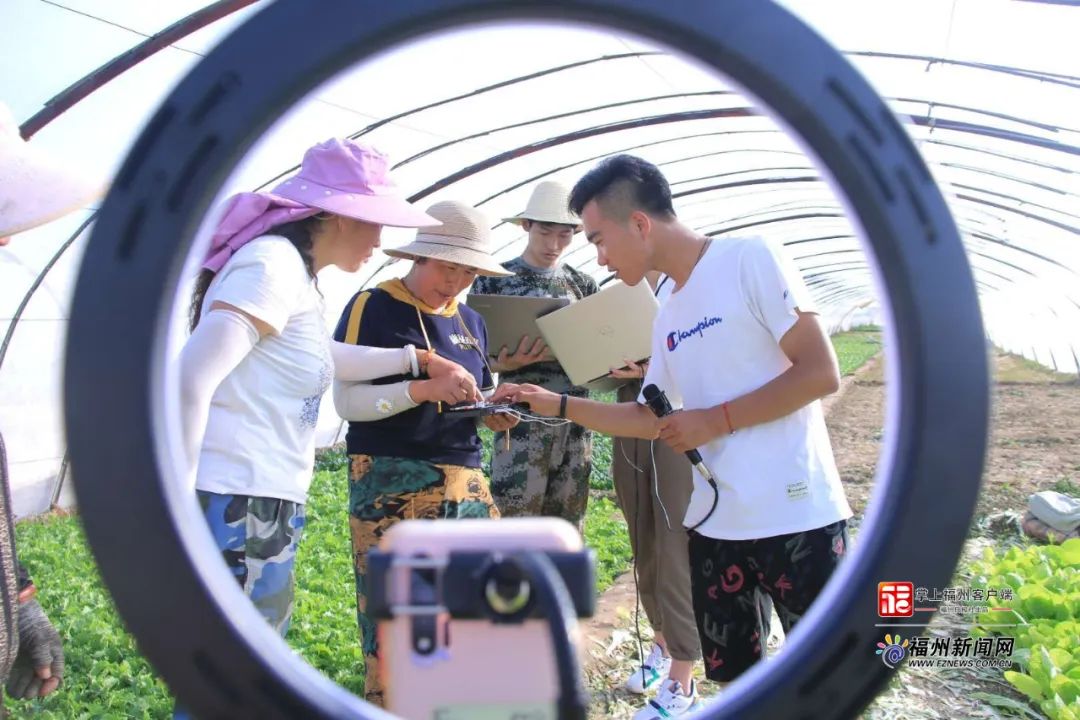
[830,349,1080,519]
[581,345,1079,719]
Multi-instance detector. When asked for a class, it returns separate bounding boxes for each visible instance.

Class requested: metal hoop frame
[65,1,988,717]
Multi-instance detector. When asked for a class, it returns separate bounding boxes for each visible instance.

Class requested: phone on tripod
[367,518,595,719]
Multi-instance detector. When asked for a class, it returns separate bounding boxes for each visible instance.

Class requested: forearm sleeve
[330,341,413,381]
[332,379,419,421]
[178,310,259,467]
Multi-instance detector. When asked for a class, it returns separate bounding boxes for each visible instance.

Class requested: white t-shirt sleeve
[208,237,311,334]
[740,237,817,344]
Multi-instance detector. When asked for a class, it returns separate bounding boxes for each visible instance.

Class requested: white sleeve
[330,341,413,381]
[209,238,311,334]
[333,379,420,421]
[740,237,817,343]
[637,324,683,410]
[178,309,259,468]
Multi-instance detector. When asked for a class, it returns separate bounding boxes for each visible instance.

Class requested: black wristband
[559,393,568,419]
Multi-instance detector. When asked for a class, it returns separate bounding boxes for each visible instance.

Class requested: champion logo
[666,315,722,351]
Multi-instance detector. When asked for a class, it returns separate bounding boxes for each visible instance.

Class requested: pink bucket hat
[0,102,103,238]
[202,138,437,271]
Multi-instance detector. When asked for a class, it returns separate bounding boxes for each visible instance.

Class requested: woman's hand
[424,352,470,380]
[482,411,519,432]
[420,354,480,401]
[411,372,481,405]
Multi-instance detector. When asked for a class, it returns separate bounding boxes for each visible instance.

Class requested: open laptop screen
[465,294,569,357]
[536,281,659,390]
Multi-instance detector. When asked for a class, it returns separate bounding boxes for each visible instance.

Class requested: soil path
[582,348,1079,718]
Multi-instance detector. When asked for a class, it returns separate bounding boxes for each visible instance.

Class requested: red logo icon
[878,582,914,617]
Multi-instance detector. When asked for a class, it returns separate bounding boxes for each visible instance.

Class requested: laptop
[536,280,660,391]
[466,294,570,357]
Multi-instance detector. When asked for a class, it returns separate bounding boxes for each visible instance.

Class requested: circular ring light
[65,1,989,717]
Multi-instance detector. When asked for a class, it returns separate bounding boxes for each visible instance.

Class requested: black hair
[188,215,322,332]
[522,219,577,232]
[567,154,676,222]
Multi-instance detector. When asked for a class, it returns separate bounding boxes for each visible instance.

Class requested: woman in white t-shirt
[175,138,480,692]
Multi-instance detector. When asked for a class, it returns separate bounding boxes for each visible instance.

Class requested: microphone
[641,384,714,482]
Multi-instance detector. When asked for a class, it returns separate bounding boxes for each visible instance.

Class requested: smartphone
[375,518,587,719]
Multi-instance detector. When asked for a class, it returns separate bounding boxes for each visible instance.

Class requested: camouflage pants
[196,491,305,636]
[174,492,305,720]
[489,419,593,530]
[348,454,500,707]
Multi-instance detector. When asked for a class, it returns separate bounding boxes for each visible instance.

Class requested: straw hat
[502,180,581,231]
[384,200,513,277]
[0,102,103,237]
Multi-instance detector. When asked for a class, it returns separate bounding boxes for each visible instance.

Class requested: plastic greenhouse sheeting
[1,0,1077,516]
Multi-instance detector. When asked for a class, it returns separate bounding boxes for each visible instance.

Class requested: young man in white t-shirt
[492,155,852,719]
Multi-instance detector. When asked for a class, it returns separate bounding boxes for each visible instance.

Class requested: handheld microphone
[641,384,714,483]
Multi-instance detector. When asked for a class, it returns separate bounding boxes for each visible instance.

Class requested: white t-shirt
[641,236,852,540]
[654,274,674,304]
[195,235,333,504]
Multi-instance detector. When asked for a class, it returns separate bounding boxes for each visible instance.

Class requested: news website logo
[878,581,914,617]
[875,634,909,669]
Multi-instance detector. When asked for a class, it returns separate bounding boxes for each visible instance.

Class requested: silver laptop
[536,280,660,391]
[466,294,569,357]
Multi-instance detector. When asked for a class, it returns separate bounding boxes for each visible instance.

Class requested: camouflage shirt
[472,256,600,394]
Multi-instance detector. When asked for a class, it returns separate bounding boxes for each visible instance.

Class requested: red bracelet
[721,402,735,434]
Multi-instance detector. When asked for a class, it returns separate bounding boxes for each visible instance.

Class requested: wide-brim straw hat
[501,180,581,231]
[384,200,514,277]
[0,102,104,236]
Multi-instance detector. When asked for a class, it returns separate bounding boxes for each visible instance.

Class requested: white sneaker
[632,679,701,719]
[625,643,672,695]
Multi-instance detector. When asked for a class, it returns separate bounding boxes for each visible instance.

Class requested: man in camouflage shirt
[472,181,599,529]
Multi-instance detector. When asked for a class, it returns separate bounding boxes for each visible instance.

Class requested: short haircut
[568,155,676,222]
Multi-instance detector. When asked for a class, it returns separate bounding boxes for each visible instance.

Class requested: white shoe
[625,643,673,695]
[632,679,701,719]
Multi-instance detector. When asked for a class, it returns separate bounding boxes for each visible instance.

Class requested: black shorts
[688,520,848,682]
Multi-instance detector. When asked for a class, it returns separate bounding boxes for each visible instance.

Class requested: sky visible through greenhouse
[1,0,1077,514]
